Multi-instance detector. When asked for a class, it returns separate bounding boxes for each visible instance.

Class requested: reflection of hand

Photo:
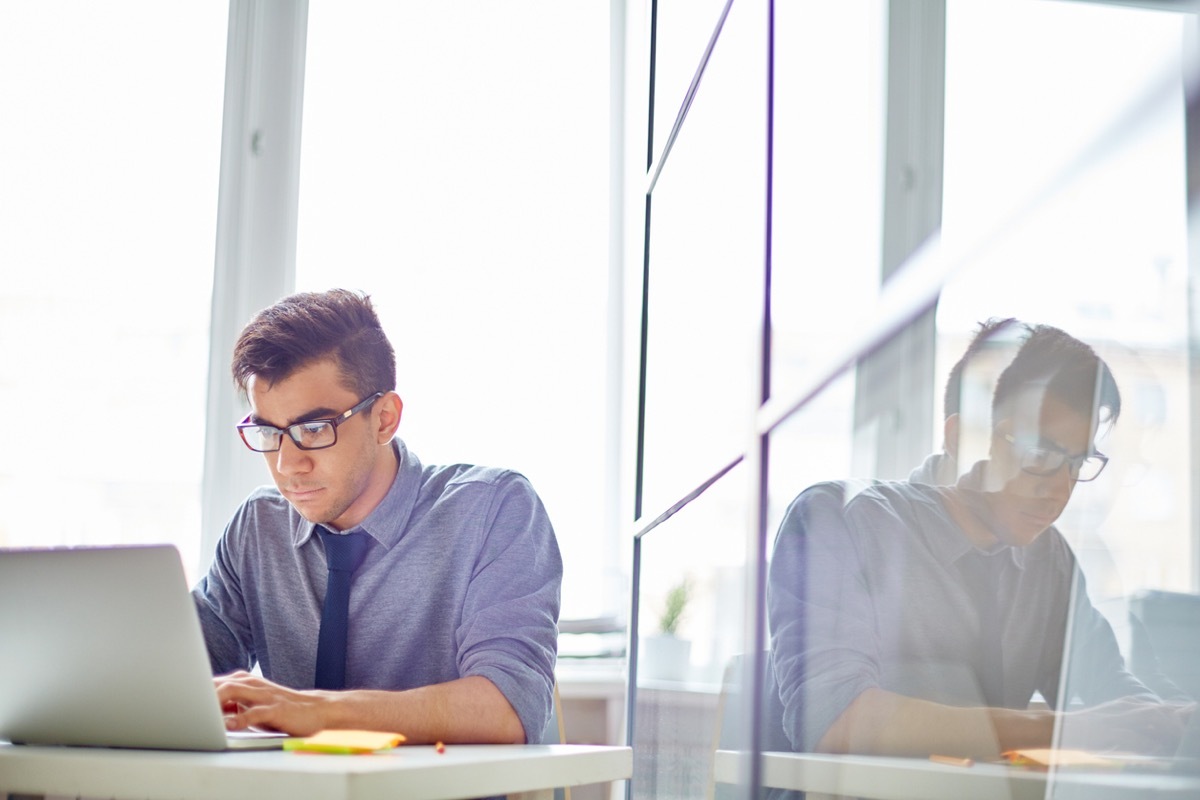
[215,671,338,737]
[1059,697,1188,756]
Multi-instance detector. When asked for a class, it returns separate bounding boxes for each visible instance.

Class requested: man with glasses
[768,323,1192,760]
[192,289,562,746]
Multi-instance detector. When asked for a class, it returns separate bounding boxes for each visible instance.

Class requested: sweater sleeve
[768,482,882,751]
[456,473,563,744]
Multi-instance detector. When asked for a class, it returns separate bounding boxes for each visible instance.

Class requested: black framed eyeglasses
[1002,433,1108,482]
[237,392,384,453]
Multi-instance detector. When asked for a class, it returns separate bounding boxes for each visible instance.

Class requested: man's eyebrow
[249,407,340,428]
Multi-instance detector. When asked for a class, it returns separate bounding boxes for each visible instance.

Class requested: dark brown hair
[992,323,1120,427]
[943,317,1019,419]
[232,289,396,397]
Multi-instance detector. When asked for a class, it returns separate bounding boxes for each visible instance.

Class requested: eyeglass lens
[1021,448,1105,481]
[242,421,337,452]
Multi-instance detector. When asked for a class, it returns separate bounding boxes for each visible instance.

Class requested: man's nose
[1039,462,1076,500]
[274,435,312,475]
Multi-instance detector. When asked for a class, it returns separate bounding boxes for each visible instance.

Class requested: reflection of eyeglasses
[237,392,384,453]
[1002,433,1108,482]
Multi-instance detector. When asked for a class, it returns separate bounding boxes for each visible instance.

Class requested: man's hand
[215,671,338,737]
[816,688,1193,760]
[213,672,527,743]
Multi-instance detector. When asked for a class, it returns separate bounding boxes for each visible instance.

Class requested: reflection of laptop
[1049,572,1200,777]
[1171,700,1200,774]
[0,545,284,751]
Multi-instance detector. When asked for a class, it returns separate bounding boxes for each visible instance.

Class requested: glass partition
[639,0,767,520]
[940,0,1191,605]
[760,1,1197,787]
[651,0,732,153]
[635,0,1200,797]
[765,310,1199,791]
[770,1,886,406]
[631,463,753,800]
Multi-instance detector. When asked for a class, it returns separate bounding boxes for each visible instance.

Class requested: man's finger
[216,682,277,706]
[236,705,284,731]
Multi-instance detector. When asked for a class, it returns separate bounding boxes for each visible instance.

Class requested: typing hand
[215,671,337,737]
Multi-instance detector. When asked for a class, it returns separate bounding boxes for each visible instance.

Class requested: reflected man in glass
[768,323,1192,759]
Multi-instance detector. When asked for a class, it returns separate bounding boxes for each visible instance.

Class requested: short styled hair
[232,289,397,398]
[943,317,1019,419]
[991,324,1120,428]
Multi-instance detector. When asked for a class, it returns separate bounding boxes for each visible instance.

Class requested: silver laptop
[0,544,284,750]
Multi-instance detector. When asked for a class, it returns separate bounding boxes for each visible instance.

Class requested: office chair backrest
[529,682,571,800]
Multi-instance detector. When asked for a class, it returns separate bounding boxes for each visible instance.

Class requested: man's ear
[376,392,403,443]
[943,413,960,459]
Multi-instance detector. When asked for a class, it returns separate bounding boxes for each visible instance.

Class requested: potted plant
[641,577,693,682]
[659,577,690,638]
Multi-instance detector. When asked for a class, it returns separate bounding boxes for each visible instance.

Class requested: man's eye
[1024,448,1051,465]
[295,423,335,443]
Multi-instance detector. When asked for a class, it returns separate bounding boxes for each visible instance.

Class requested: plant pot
[640,633,692,682]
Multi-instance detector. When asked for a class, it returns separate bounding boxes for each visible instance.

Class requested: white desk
[714,749,1200,800]
[0,742,632,800]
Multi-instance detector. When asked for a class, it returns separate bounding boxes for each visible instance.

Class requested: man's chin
[998,515,1056,547]
[288,502,331,525]
[283,487,332,518]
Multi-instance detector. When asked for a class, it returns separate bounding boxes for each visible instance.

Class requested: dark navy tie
[314,528,371,690]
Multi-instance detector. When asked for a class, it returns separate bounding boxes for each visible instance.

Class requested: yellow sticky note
[1002,748,1119,770]
[285,729,407,754]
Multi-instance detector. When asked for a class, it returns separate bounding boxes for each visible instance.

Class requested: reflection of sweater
[768,466,1153,752]
[909,453,1190,704]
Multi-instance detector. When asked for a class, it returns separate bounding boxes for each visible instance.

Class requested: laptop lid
[0,544,278,751]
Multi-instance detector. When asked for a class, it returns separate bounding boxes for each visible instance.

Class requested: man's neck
[943,489,1002,550]
[327,441,401,532]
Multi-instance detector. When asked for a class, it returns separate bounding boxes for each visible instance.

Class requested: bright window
[0,2,226,581]
[296,1,614,618]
